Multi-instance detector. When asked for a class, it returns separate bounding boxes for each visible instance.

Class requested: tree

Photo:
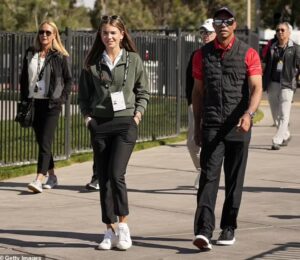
[2,0,299,32]
[0,0,91,31]
[90,0,155,30]
[0,0,18,31]
[260,0,299,29]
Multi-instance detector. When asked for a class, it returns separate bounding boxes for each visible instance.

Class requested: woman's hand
[134,111,142,125]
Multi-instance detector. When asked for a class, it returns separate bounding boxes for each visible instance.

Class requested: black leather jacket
[20,47,72,108]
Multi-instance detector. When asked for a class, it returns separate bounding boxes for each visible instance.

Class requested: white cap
[200,18,215,32]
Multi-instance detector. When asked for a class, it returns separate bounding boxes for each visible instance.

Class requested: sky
[78,0,96,9]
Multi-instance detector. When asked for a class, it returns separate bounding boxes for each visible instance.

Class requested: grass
[0,95,186,165]
[0,108,264,181]
[0,132,187,181]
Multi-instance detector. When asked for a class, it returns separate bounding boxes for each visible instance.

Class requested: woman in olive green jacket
[78,15,150,251]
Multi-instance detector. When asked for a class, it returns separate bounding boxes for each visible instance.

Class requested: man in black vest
[192,7,262,250]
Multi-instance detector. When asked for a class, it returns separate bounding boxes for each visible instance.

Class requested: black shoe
[85,177,99,190]
[281,136,291,147]
[216,227,235,245]
[193,234,212,250]
[271,143,280,150]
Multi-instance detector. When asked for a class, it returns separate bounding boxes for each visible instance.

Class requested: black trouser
[90,117,137,224]
[90,155,97,181]
[32,99,61,175]
[194,125,251,238]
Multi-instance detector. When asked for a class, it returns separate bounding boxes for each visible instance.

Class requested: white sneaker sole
[43,183,57,189]
[97,243,117,250]
[28,184,42,193]
[116,241,132,250]
[193,235,212,250]
[216,237,236,245]
[86,184,99,190]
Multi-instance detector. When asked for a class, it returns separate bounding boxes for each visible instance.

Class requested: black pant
[194,125,251,238]
[90,155,97,181]
[90,117,137,224]
[32,99,61,175]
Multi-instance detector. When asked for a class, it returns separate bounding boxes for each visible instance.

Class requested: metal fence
[0,28,258,166]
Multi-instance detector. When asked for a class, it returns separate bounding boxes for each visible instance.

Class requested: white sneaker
[194,173,200,189]
[28,180,43,193]
[43,175,58,189]
[116,223,132,250]
[98,229,118,250]
[193,234,212,250]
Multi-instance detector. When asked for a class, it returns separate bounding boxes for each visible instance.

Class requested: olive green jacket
[78,50,150,118]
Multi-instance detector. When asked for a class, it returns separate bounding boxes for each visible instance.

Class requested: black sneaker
[271,143,280,150]
[85,178,99,190]
[193,234,212,250]
[216,227,235,245]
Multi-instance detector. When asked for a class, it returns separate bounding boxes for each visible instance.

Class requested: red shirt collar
[214,36,236,51]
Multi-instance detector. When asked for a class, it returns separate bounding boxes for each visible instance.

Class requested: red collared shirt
[192,36,262,80]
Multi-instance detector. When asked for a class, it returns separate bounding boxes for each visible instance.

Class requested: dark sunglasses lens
[226,19,234,26]
[200,31,213,36]
[101,15,109,21]
[39,30,52,36]
[214,19,234,26]
[102,15,119,21]
[214,20,223,26]
[276,29,285,32]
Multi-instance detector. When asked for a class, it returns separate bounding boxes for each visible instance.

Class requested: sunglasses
[276,28,285,33]
[200,31,214,36]
[101,15,122,22]
[213,18,235,27]
[38,30,52,36]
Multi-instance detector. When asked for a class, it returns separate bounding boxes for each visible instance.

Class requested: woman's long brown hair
[84,15,137,69]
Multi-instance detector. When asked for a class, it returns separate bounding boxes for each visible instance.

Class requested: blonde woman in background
[19,21,72,193]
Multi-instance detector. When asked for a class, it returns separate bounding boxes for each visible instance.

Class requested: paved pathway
[0,102,299,260]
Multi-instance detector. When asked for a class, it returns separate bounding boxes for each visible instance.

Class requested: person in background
[85,156,99,190]
[78,15,150,251]
[85,160,99,190]
[192,7,262,250]
[185,18,216,189]
[21,21,72,193]
[263,21,300,150]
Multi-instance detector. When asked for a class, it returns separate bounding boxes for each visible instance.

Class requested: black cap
[214,7,235,18]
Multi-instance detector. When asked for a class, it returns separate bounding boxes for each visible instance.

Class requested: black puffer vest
[202,38,250,127]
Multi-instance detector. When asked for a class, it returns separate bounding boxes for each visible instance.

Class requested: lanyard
[37,52,49,80]
[34,52,48,92]
[97,50,129,88]
[275,45,286,61]
[34,53,43,93]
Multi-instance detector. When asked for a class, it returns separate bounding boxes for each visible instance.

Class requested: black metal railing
[0,28,258,166]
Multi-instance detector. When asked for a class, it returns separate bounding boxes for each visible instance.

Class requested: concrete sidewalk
[0,103,299,260]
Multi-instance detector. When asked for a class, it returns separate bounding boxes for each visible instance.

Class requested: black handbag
[15,99,34,128]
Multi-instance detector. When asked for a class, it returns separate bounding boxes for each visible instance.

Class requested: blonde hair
[34,21,69,56]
